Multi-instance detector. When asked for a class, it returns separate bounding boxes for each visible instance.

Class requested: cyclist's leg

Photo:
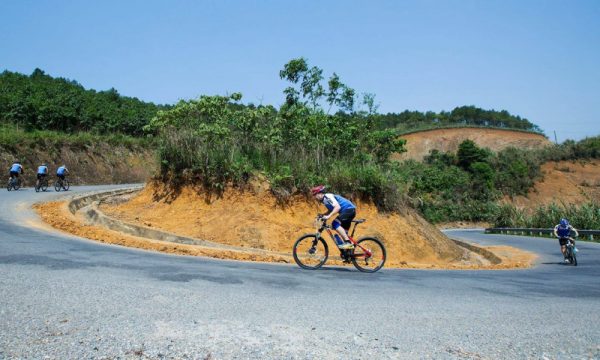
[332,209,356,241]
[559,237,568,257]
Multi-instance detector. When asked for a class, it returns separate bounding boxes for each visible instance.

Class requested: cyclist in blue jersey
[56,165,69,181]
[553,218,579,263]
[36,163,49,189]
[8,161,24,181]
[311,185,356,250]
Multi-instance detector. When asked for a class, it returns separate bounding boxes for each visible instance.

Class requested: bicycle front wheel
[41,180,48,192]
[569,247,578,266]
[62,179,70,191]
[351,237,386,273]
[293,234,329,270]
[54,181,61,192]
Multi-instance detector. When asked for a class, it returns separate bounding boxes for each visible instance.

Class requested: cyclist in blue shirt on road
[56,165,69,181]
[311,185,356,250]
[36,163,49,189]
[9,161,24,181]
[553,218,579,263]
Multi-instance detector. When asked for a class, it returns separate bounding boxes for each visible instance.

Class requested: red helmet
[311,185,326,195]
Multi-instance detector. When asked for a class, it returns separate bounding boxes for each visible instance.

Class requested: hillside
[94,182,530,269]
[509,159,600,209]
[1,142,156,186]
[393,127,552,162]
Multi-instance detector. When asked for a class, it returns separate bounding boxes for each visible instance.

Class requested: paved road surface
[1,186,599,359]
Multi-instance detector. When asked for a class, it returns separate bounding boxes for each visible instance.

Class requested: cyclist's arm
[553,225,559,238]
[323,194,341,220]
[571,226,579,238]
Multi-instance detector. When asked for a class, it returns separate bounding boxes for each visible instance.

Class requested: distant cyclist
[311,185,356,250]
[56,164,69,182]
[9,161,24,181]
[36,162,49,188]
[553,218,579,263]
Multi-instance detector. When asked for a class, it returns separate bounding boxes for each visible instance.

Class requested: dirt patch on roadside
[483,246,537,269]
[34,196,536,269]
[91,183,535,269]
[100,183,471,268]
[33,201,291,263]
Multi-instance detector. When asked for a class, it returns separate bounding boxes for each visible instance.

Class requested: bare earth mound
[394,128,551,162]
[92,183,534,269]
[509,160,600,209]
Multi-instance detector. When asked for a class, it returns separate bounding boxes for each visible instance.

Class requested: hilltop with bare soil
[394,127,551,162]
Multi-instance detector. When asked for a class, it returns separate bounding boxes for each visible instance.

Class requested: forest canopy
[0,66,543,137]
[0,69,168,135]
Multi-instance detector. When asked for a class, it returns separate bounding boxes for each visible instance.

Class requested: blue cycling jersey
[555,225,572,237]
[57,166,67,175]
[322,193,356,212]
[10,164,21,173]
[37,166,48,175]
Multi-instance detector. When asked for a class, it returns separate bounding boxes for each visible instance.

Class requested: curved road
[1,186,599,359]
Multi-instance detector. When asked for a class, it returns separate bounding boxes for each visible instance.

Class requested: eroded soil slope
[101,183,487,268]
[0,143,156,186]
[394,128,551,162]
[510,160,600,209]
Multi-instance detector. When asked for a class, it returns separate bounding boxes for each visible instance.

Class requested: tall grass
[493,203,600,230]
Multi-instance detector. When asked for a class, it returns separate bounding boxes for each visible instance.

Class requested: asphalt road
[1,185,599,359]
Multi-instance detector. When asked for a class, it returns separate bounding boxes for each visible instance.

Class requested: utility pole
[554,130,558,144]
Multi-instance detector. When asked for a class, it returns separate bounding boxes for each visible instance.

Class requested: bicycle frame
[316,220,373,258]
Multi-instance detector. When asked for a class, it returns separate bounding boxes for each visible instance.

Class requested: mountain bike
[6,176,21,191]
[293,216,386,272]
[54,177,70,192]
[564,237,578,266]
[35,176,49,192]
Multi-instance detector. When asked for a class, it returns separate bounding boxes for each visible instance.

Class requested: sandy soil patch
[33,201,291,264]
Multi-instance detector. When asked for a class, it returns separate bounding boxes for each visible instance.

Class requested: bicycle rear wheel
[41,180,48,192]
[351,237,386,273]
[7,180,12,191]
[62,179,70,191]
[293,234,329,270]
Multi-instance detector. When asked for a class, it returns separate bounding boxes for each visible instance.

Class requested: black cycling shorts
[57,174,65,180]
[334,209,356,231]
[558,237,570,246]
[9,171,19,178]
[37,174,47,180]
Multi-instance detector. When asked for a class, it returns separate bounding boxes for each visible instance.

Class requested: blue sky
[1,0,599,141]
